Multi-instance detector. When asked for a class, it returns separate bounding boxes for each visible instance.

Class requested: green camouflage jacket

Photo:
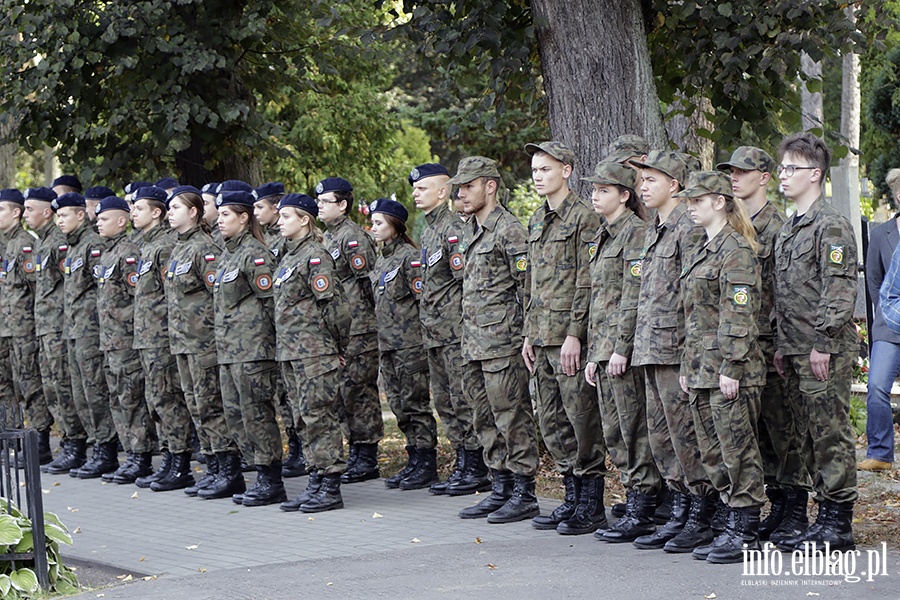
[33,222,67,337]
[0,225,39,338]
[265,224,286,260]
[62,222,105,340]
[419,203,466,348]
[133,225,174,349]
[750,202,786,351]
[166,226,220,355]
[96,231,140,352]
[372,237,423,352]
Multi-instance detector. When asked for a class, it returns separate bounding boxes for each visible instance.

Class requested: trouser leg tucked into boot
[150,451,195,492]
[341,443,380,484]
[698,507,761,564]
[281,430,308,478]
[458,470,513,519]
[135,450,172,488]
[197,452,246,500]
[633,491,690,549]
[109,452,153,484]
[400,447,439,490]
[769,488,809,545]
[556,476,607,535]
[776,500,855,553]
[281,469,323,512]
[446,448,491,496]
[45,439,88,475]
[75,441,119,479]
[532,474,580,530]
[486,474,540,524]
[300,473,344,513]
[242,462,287,507]
[185,454,219,496]
[599,489,658,542]
[663,494,716,553]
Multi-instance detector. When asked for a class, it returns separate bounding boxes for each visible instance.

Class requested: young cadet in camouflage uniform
[604,134,650,166]
[717,147,811,543]
[452,156,541,524]
[369,198,440,489]
[94,196,157,484]
[316,177,383,483]
[521,141,606,536]
[273,194,351,513]
[630,151,718,553]
[25,187,89,473]
[580,163,663,543]
[55,192,119,478]
[0,189,54,462]
[772,133,858,553]
[411,163,488,496]
[0,223,21,431]
[130,186,197,488]
[213,190,285,507]
[675,171,767,564]
[165,188,241,499]
[201,183,223,247]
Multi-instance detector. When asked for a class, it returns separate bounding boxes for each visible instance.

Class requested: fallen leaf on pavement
[130,491,139,499]
[411,538,420,543]
[372,512,383,519]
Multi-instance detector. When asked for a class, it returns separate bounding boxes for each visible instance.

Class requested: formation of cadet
[0,130,862,560]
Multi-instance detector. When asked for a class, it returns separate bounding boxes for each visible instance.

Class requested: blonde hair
[287,207,324,243]
[886,168,900,200]
[723,195,757,253]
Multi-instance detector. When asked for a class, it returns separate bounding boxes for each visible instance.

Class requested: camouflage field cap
[524,141,575,166]
[673,171,734,199]
[581,161,636,189]
[680,153,702,177]
[629,150,688,184]
[716,146,775,174]
[447,156,501,185]
[605,134,649,163]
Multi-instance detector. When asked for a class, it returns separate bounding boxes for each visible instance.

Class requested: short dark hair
[778,132,831,175]
[334,190,354,215]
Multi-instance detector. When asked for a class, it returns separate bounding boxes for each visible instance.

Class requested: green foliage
[849,394,868,438]
[508,180,542,225]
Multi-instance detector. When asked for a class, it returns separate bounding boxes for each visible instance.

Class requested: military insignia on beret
[126,272,138,287]
[515,255,528,272]
[588,243,597,260]
[205,270,217,286]
[256,274,273,290]
[215,195,224,207]
[368,201,378,213]
[448,235,459,244]
[313,275,330,292]
[450,253,463,271]
[315,182,324,195]
[410,168,420,181]
[629,260,642,278]
[828,244,844,265]
[351,254,366,270]
[23,246,32,253]
[251,190,259,200]
[23,260,35,273]
[91,249,101,258]
[411,259,421,268]
[348,240,359,248]
[411,276,423,293]
[733,286,749,306]
[204,254,215,262]
[94,204,101,215]
[254,258,265,266]
[50,199,58,210]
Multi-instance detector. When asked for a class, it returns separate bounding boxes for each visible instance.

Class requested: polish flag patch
[411,260,421,268]
[58,245,68,252]
[125,257,137,264]
[91,249,101,257]
[448,236,459,244]
[348,240,359,248]
[310,257,321,265]
[254,258,265,266]
[23,247,32,253]
[204,254,215,262]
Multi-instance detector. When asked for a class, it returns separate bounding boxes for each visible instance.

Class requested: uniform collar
[141,224,167,243]
[35,221,57,241]
[381,235,403,257]
[224,229,250,252]
[542,190,580,223]
[601,210,640,239]
[791,195,826,229]
[325,215,349,231]
[66,221,91,244]
[424,203,448,226]
[177,225,201,241]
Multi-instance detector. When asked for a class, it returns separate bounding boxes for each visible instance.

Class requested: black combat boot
[300,473,344,513]
[446,448,491,496]
[45,439,87,475]
[341,443,380,484]
[663,494,716,553]
[458,470,514,519]
[769,488,808,545]
[633,491,690,549]
[599,489,658,542]
[281,469,322,511]
[281,430,308,478]
[242,462,287,507]
[532,474,580,530]
[487,474,540,524]
[385,445,418,489]
[150,451,195,491]
[345,443,359,472]
[185,454,219,496]
[108,452,152,484]
[557,476,607,535]
[705,508,762,564]
[710,497,729,533]
[102,452,134,482]
[758,487,786,540]
[776,500,855,553]
[400,447,439,490]
[76,441,120,479]
[198,452,246,500]
[430,446,464,495]
[135,450,172,488]
[37,429,52,465]
[653,487,672,524]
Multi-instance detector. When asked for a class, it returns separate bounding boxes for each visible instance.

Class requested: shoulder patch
[410,259,421,268]
[204,253,215,262]
[411,276,423,293]
[90,249,101,258]
[23,260,35,274]
[22,246,32,253]
[351,254,366,270]
[733,286,749,306]
[448,235,459,244]
[828,244,844,265]
[125,257,137,264]
[450,253,464,271]
[312,275,330,292]
[204,270,217,286]
[254,258,266,266]
[515,255,528,272]
[126,271,139,287]
[629,260,642,278]
[587,243,597,260]
[348,240,359,248]
[255,273,273,291]
[310,257,321,266]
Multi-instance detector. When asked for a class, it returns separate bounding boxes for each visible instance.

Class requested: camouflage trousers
[219,361,283,466]
[533,345,607,478]
[39,333,86,441]
[10,335,53,431]
[338,345,383,444]
[783,352,858,503]
[281,357,345,475]
[275,367,300,441]
[68,336,116,444]
[104,348,155,454]
[176,352,235,454]
[595,362,661,495]
[757,368,812,490]
[380,347,437,449]
[463,354,539,477]
[427,343,478,451]
[0,337,23,428]
[691,386,766,508]
[642,364,713,497]
[141,347,193,454]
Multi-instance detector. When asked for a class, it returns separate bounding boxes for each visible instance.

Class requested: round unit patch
[733,286,749,306]
[351,254,366,270]
[588,244,597,260]
[256,274,273,291]
[449,253,463,271]
[411,277,423,293]
[23,260,35,274]
[629,260,642,278]
[126,272,139,287]
[205,271,217,286]
[515,256,528,272]
[312,275,330,292]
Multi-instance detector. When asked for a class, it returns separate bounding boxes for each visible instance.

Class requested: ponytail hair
[227,203,266,245]
[615,184,646,221]
[285,207,324,243]
[383,213,417,248]
[723,195,757,253]
[173,192,211,235]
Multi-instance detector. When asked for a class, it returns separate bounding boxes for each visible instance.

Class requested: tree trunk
[665,94,714,170]
[840,7,860,168]
[800,52,824,133]
[175,139,262,188]
[0,117,14,188]
[531,0,667,192]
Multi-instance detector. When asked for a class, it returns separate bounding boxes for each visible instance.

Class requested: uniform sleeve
[866,226,888,308]
[504,218,530,309]
[407,251,423,300]
[815,220,858,352]
[346,232,377,279]
[614,224,646,358]
[198,246,218,292]
[310,255,351,353]
[569,210,601,340]
[717,246,760,381]
[121,253,139,297]
[246,252,276,299]
[445,221,466,282]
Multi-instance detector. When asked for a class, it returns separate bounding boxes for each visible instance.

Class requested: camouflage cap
[673,171,734,199]
[716,146,775,174]
[629,150,688,184]
[680,153,702,177]
[605,134,649,164]
[524,141,575,166]
[581,161,636,189]
[447,156,501,185]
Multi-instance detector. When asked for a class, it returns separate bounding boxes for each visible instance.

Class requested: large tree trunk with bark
[840,7,860,168]
[531,0,667,191]
[0,116,14,188]
[175,139,262,188]
[800,52,824,133]
[665,94,714,170]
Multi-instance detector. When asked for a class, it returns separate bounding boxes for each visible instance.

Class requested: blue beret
[253,182,285,201]
[369,197,408,223]
[408,163,450,185]
[84,186,116,201]
[95,196,130,215]
[133,186,168,203]
[23,187,57,202]
[217,180,253,194]
[277,194,318,217]
[216,190,255,208]
[166,185,203,206]
[125,181,153,195]
[52,175,82,192]
[155,177,179,189]
[0,189,24,204]
[51,192,86,212]
[315,177,353,195]
[201,182,220,194]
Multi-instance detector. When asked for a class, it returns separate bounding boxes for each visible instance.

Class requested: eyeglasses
[776,165,817,178]
[315,199,340,205]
